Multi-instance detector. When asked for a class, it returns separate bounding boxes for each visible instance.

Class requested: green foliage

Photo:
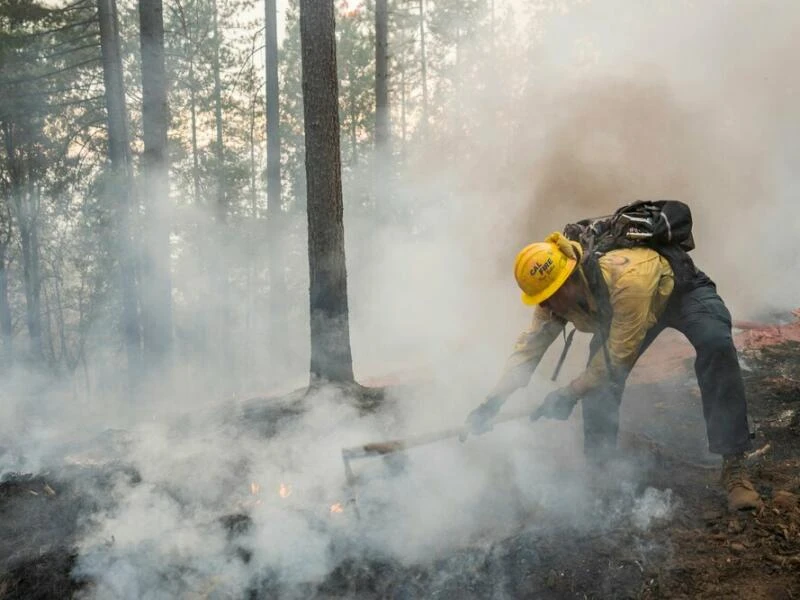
[164,0,261,211]
[277,0,305,211]
[0,0,116,369]
[0,0,583,388]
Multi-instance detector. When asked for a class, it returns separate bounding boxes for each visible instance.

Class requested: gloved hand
[465,395,505,435]
[531,387,579,421]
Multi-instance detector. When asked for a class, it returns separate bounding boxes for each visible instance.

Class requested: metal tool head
[341,449,361,519]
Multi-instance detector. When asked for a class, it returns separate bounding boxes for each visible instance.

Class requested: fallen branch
[766,553,800,566]
[746,443,772,461]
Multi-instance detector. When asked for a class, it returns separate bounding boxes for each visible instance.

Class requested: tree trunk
[374,0,391,214]
[419,0,429,137]
[182,10,204,360]
[98,0,142,386]
[299,0,354,384]
[399,26,407,150]
[0,247,12,369]
[18,226,42,361]
[249,74,256,220]
[212,0,225,224]
[41,279,57,368]
[348,61,358,166]
[190,61,200,205]
[18,181,43,363]
[211,0,230,383]
[53,273,69,368]
[99,0,131,171]
[175,0,200,205]
[138,0,173,373]
[265,0,289,375]
[0,202,13,368]
[454,6,461,76]
[2,124,43,363]
[375,0,390,154]
[246,61,257,373]
[80,345,91,400]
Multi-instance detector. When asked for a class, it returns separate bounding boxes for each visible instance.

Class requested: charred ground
[1,338,799,599]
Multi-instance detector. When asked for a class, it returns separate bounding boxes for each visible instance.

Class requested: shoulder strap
[550,326,576,382]
[579,255,613,327]
[578,255,619,382]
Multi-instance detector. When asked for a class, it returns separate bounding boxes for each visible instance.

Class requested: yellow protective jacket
[492,247,675,399]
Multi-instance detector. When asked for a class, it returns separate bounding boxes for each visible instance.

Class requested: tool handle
[342,406,535,460]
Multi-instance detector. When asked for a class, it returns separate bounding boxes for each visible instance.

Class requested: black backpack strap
[579,255,618,383]
[550,326,577,382]
[579,255,613,325]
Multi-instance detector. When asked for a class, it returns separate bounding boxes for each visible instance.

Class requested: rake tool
[341,405,546,516]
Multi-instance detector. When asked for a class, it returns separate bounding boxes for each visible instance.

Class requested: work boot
[721,453,762,511]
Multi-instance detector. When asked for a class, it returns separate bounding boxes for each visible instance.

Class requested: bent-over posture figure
[466,231,761,511]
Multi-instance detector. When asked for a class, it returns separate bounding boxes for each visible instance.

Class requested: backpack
[563,200,704,292]
[562,200,695,256]
[549,200,708,383]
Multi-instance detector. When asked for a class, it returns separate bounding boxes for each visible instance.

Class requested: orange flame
[279,483,292,498]
[330,502,344,514]
[250,482,261,495]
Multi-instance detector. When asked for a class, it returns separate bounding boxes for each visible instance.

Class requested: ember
[3,327,800,599]
[278,482,292,498]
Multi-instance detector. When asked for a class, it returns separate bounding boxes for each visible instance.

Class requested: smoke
[4,0,800,596]
[69,384,668,597]
[505,0,800,318]
[632,487,675,531]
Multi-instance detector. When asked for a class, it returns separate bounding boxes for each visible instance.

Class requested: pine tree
[299,0,354,384]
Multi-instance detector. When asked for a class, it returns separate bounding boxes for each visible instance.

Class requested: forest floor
[2,318,799,599]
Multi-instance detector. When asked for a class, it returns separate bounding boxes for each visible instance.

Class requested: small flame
[279,483,292,498]
[330,502,344,514]
[250,482,261,496]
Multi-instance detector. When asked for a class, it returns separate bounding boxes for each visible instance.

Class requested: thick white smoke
[3,0,800,596]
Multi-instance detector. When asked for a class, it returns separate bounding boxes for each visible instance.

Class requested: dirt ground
[1,331,799,598]
[319,337,800,600]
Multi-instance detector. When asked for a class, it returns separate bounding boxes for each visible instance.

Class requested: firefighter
[465,231,761,511]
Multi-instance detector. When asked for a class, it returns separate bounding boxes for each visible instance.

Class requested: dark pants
[582,282,752,462]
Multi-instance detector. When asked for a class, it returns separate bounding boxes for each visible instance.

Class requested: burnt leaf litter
[1,341,799,599]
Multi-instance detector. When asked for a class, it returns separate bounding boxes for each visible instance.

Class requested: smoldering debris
[1,381,682,599]
[632,488,675,531]
[2,332,800,599]
[0,466,139,600]
[3,341,800,599]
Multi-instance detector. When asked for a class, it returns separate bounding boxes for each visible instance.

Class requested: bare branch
[49,94,105,109]
[40,41,99,61]
[1,56,101,86]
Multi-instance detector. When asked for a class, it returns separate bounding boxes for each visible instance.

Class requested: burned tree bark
[264,0,289,370]
[299,0,354,384]
[138,0,173,372]
[98,0,142,384]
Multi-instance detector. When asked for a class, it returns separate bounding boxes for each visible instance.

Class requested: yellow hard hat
[514,232,580,305]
